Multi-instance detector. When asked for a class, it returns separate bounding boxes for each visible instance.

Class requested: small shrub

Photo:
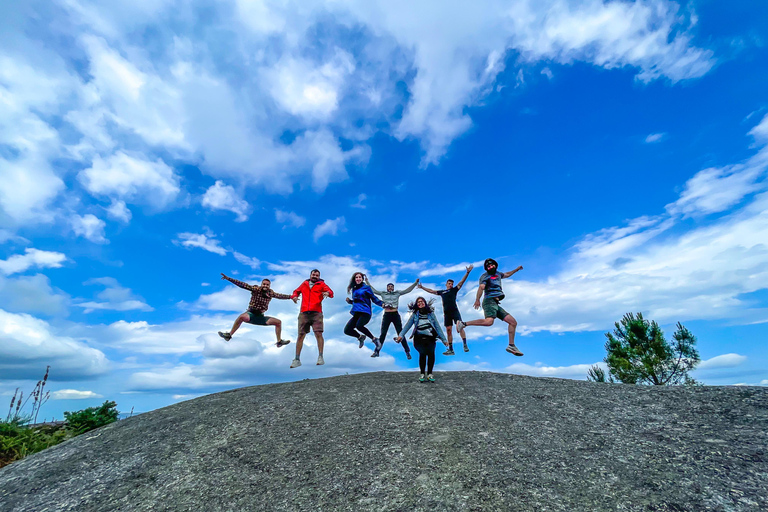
[64,401,119,435]
[0,419,68,469]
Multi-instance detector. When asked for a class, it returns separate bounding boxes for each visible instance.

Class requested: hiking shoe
[456,320,467,332]
[218,331,232,342]
[463,341,469,352]
[371,350,380,358]
[443,348,455,356]
[419,374,426,383]
[276,338,291,347]
[506,344,524,356]
[358,334,366,348]
[290,358,302,368]
[406,352,412,360]
[316,355,324,365]
[427,374,435,383]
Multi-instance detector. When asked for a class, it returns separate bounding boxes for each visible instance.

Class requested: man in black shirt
[418,264,473,355]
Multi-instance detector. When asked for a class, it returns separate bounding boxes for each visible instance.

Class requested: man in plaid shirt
[218,273,292,346]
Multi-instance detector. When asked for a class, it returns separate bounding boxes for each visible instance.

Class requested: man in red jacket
[290,268,333,368]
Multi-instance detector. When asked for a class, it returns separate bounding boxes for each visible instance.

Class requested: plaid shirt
[225,277,291,312]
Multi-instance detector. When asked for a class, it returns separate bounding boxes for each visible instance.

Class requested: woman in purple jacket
[344,272,385,356]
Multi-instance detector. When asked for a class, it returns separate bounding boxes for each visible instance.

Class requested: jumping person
[395,297,447,383]
[289,269,333,368]
[365,276,419,359]
[418,265,473,356]
[344,272,385,356]
[457,258,524,356]
[218,274,292,346]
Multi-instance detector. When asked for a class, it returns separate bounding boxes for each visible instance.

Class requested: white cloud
[502,361,600,380]
[105,200,132,223]
[201,180,250,222]
[174,231,227,256]
[233,252,261,269]
[351,193,367,209]
[78,152,181,210]
[645,132,665,143]
[275,210,306,228]
[313,216,347,241]
[76,277,153,313]
[51,389,104,400]
[70,214,108,244]
[0,274,70,316]
[0,248,67,275]
[0,309,109,380]
[697,353,748,370]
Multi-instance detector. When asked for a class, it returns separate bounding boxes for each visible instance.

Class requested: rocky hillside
[0,371,766,511]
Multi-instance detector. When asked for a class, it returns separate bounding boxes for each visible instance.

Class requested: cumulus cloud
[174,231,227,256]
[313,216,347,241]
[0,248,67,275]
[0,309,109,380]
[78,152,181,210]
[0,274,70,316]
[70,214,108,244]
[76,277,153,313]
[275,210,306,228]
[105,200,132,223]
[201,180,250,222]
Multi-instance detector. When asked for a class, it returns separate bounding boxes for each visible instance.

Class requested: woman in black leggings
[395,296,447,382]
[344,272,385,354]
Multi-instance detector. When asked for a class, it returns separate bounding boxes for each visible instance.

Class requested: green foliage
[587,364,614,383]
[64,400,119,435]
[5,366,51,424]
[603,312,700,385]
[0,419,68,469]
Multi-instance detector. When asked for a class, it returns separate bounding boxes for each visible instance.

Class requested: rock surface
[1,371,766,511]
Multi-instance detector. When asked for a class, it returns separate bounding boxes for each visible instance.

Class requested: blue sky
[1,0,767,420]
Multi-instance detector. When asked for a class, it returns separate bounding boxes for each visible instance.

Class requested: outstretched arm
[455,264,474,290]
[473,283,486,309]
[418,283,439,295]
[368,287,384,307]
[271,290,292,300]
[399,279,419,295]
[221,273,255,291]
[501,266,523,279]
[364,276,381,296]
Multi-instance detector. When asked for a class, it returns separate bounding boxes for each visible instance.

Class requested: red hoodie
[291,279,334,313]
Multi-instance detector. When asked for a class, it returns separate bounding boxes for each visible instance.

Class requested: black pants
[380,311,408,353]
[344,312,374,339]
[413,333,436,374]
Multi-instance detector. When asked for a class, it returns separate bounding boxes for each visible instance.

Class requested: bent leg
[465,317,495,327]
[344,315,360,338]
[504,314,518,346]
[230,312,250,335]
[355,313,374,339]
[266,317,282,343]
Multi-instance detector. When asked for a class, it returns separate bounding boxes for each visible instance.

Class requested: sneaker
[371,350,380,358]
[506,344,524,356]
[316,355,324,365]
[290,358,302,368]
[463,341,470,352]
[427,374,435,383]
[276,339,291,347]
[406,352,412,360]
[358,334,366,348]
[218,331,232,342]
[456,320,467,332]
[443,348,455,356]
[419,374,426,383]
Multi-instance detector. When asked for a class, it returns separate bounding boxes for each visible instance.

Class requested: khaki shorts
[298,311,324,334]
[482,298,509,320]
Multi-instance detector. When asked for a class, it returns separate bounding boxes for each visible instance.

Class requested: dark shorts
[246,310,274,326]
[298,311,324,334]
[482,298,509,320]
[443,309,462,327]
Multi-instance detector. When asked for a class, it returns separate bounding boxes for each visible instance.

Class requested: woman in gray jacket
[395,297,447,383]
[365,277,419,358]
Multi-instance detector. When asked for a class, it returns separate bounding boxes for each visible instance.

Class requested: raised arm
[455,264,474,290]
[367,287,384,307]
[418,283,440,295]
[364,276,381,296]
[399,279,419,295]
[221,273,255,291]
[501,265,523,279]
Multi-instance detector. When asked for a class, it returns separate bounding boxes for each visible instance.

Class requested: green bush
[0,418,68,469]
[64,400,119,435]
